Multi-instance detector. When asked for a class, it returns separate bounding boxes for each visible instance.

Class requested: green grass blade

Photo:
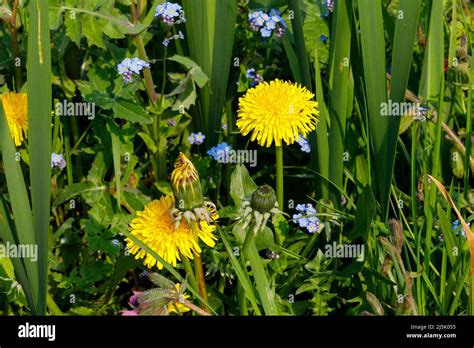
[327,0,352,204]
[0,196,33,307]
[281,35,302,83]
[27,0,53,315]
[464,67,472,200]
[288,0,312,90]
[418,0,444,314]
[358,0,388,217]
[419,0,444,102]
[217,228,262,315]
[0,104,39,314]
[386,0,422,219]
[312,48,330,199]
[243,234,278,315]
[182,0,236,146]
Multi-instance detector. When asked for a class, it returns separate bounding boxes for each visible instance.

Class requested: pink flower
[129,291,143,307]
[121,310,139,316]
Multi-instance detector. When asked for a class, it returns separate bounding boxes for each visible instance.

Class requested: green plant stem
[237,282,249,315]
[46,293,63,316]
[63,117,74,185]
[135,35,157,103]
[132,3,167,181]
[189,221,209,312]
[275,146,284,210]
[152,44,169,181]
[193,252,209,311]
[181,256,198,294]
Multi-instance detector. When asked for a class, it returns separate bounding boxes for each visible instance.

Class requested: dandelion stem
[189,221,210,312]
[275,146,284,210]
[193,252,209,311]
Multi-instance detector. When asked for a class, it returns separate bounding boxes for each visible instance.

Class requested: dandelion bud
[171,153,204,211]
[251,184,277,214]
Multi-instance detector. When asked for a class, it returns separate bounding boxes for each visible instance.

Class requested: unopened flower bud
[171,153,204,211]
[251,184,277,214]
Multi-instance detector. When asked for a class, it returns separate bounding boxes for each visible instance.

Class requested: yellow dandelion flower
[126,195,217,269]
[167,283,190,314]
[1,92,28,146]
[237,79,319,147]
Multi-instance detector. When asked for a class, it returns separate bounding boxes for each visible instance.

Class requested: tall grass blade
[287,0,312,90]
[419,0,444,103]
[327,0,352,204]
[182,0,237,146]
[27,0,53,315]
[0,194,33,308]
[243,235,278,315]
[386,0,422,219]
[0,105,39,313]
[217,228,262,315]
[313,48,330,199]
[358,0,388,217]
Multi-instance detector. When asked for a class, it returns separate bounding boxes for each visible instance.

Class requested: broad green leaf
[112,98,153,124]
[230,165,258,209]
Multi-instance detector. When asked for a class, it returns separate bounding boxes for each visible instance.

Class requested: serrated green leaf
[82,15,105,48]
[112,98,153,124]
[65,13,82,46]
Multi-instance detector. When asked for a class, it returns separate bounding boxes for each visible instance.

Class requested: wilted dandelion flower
[51,153,66,170]
[117,58,150,84]
[126,195,217,269]
[1,92,28,146]
[237,79,318,147]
